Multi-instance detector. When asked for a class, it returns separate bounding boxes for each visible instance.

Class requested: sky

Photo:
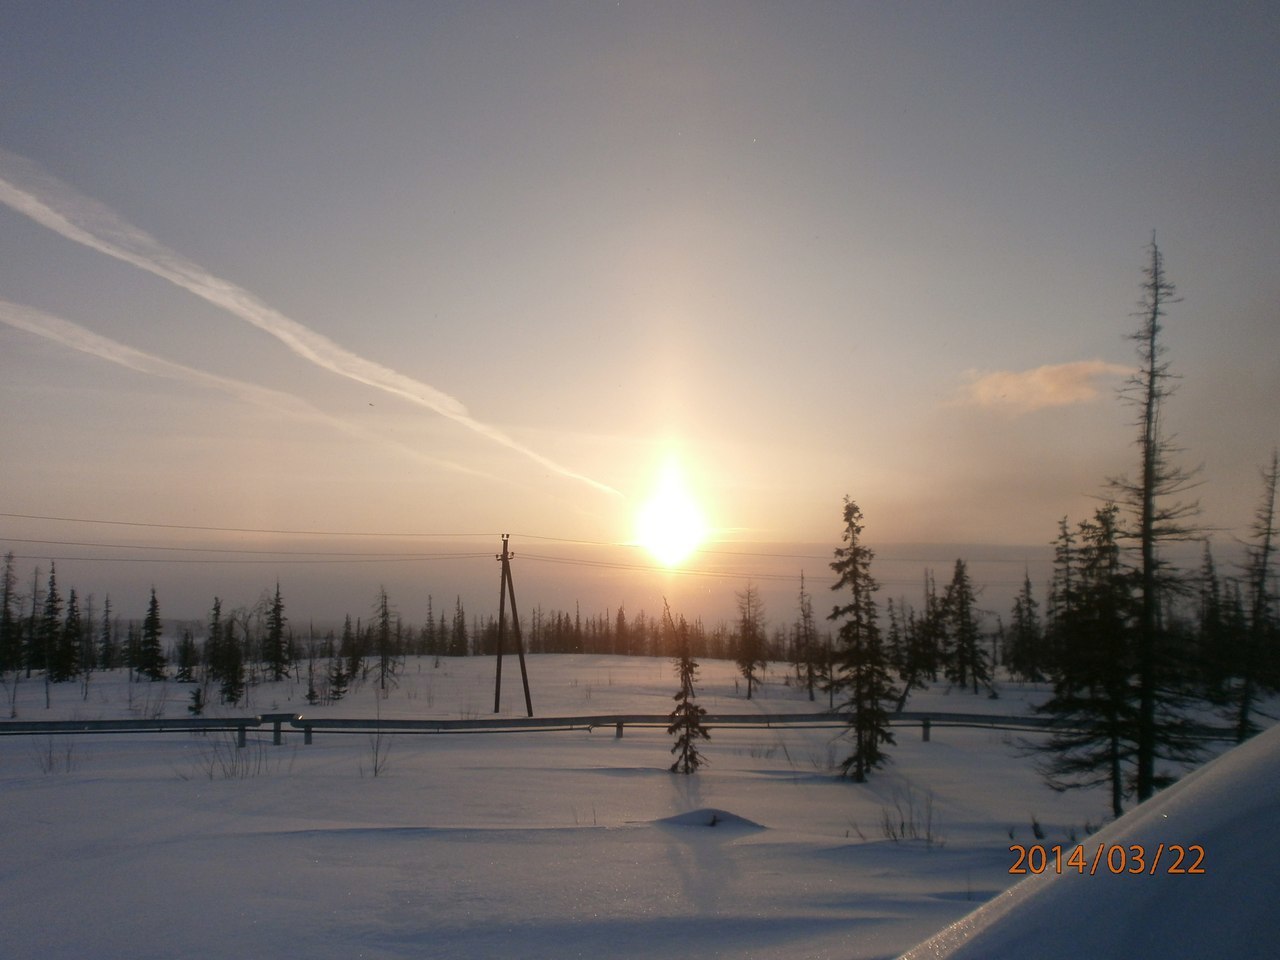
[1,2,1277,625]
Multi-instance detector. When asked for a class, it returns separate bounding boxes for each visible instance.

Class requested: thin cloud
[956,360,1134,412]
[0,298,496,480]
[0,149,619,497]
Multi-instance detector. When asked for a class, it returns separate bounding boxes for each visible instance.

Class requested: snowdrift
[652,808,766,830]
[899,723,1280,959]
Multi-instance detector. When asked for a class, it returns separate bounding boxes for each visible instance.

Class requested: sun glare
[635,458,709,567]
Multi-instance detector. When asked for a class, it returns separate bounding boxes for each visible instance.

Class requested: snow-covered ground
[904,719,1280,959]
[0,656,1259,959]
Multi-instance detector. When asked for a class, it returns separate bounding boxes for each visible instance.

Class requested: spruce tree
[666,604,709,774]
[1233,451,1279,741]
[174,629,198,683]
[305,656,321,705]
[37,564,61,677]
[137,588,167,680]
[339,614,362,681]
[1107,238,1201,801]
[451,597,468,656]
[1006,571,1045,682]
[614,606,629,656]
[915,571,946,683]
[218,619,245,705]
[888,599,927,711]
[794,573,819,702]
[203,598,223,687]
[1036,503,1201,816]
[0,553,19,680]
[327,651,349,702]
[1037,504,1136,817]
[424,595,438,661]
[734,583,767,698]
[123,622,141,677]
[828,497,897,782]
[98,596,116,670]
[1194,543,1235,699]
[892,583,939,711]
[51,587,82,682]
[374,586,397,691]
[78,594,96,696]
[942,559,989,694]
[263,583,289,682]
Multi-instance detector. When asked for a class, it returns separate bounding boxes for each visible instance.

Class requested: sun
[635,457,709,567]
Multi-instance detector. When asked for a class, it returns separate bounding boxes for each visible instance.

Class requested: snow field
[904,720,1280,959]
[0,656,1211,959]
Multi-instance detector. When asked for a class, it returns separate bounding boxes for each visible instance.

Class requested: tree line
[0,557,834,712]
[822,240,1278,810]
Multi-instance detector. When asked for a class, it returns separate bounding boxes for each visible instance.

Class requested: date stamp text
[1009,842,1206,876]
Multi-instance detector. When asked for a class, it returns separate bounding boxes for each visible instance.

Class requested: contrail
[0,297,497,480]
[0,148,619,497]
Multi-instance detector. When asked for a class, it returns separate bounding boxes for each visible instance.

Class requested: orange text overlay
[1009,843,1206,876]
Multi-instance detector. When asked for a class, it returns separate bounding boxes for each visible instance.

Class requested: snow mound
[653,808,766,830]
[899,723,1280,960]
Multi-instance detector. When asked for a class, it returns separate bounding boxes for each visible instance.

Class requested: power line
[0,537,491,559]
[2,510,1049,578]
[1,512,824,560]
[1,512,637,551]
[517,552,806,584]
[2,553,492,566]
[516,552,1031,588]
[0,512,497,540]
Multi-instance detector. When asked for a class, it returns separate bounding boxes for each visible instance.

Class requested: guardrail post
[304,724,312,745]
[922,718,931,742]
[236,724,247,748]
[615,721,624,739]
[256,713,298,745]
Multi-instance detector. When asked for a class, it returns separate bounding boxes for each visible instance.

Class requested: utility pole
[493,534,533,716]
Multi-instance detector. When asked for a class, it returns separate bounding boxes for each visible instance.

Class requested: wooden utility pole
[493,534,533,717]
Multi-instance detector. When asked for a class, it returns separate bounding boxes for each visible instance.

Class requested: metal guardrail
[0,715,264,746]
[0,717,254,733]
[0,710,1239,745]
[280,709,1236,743]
